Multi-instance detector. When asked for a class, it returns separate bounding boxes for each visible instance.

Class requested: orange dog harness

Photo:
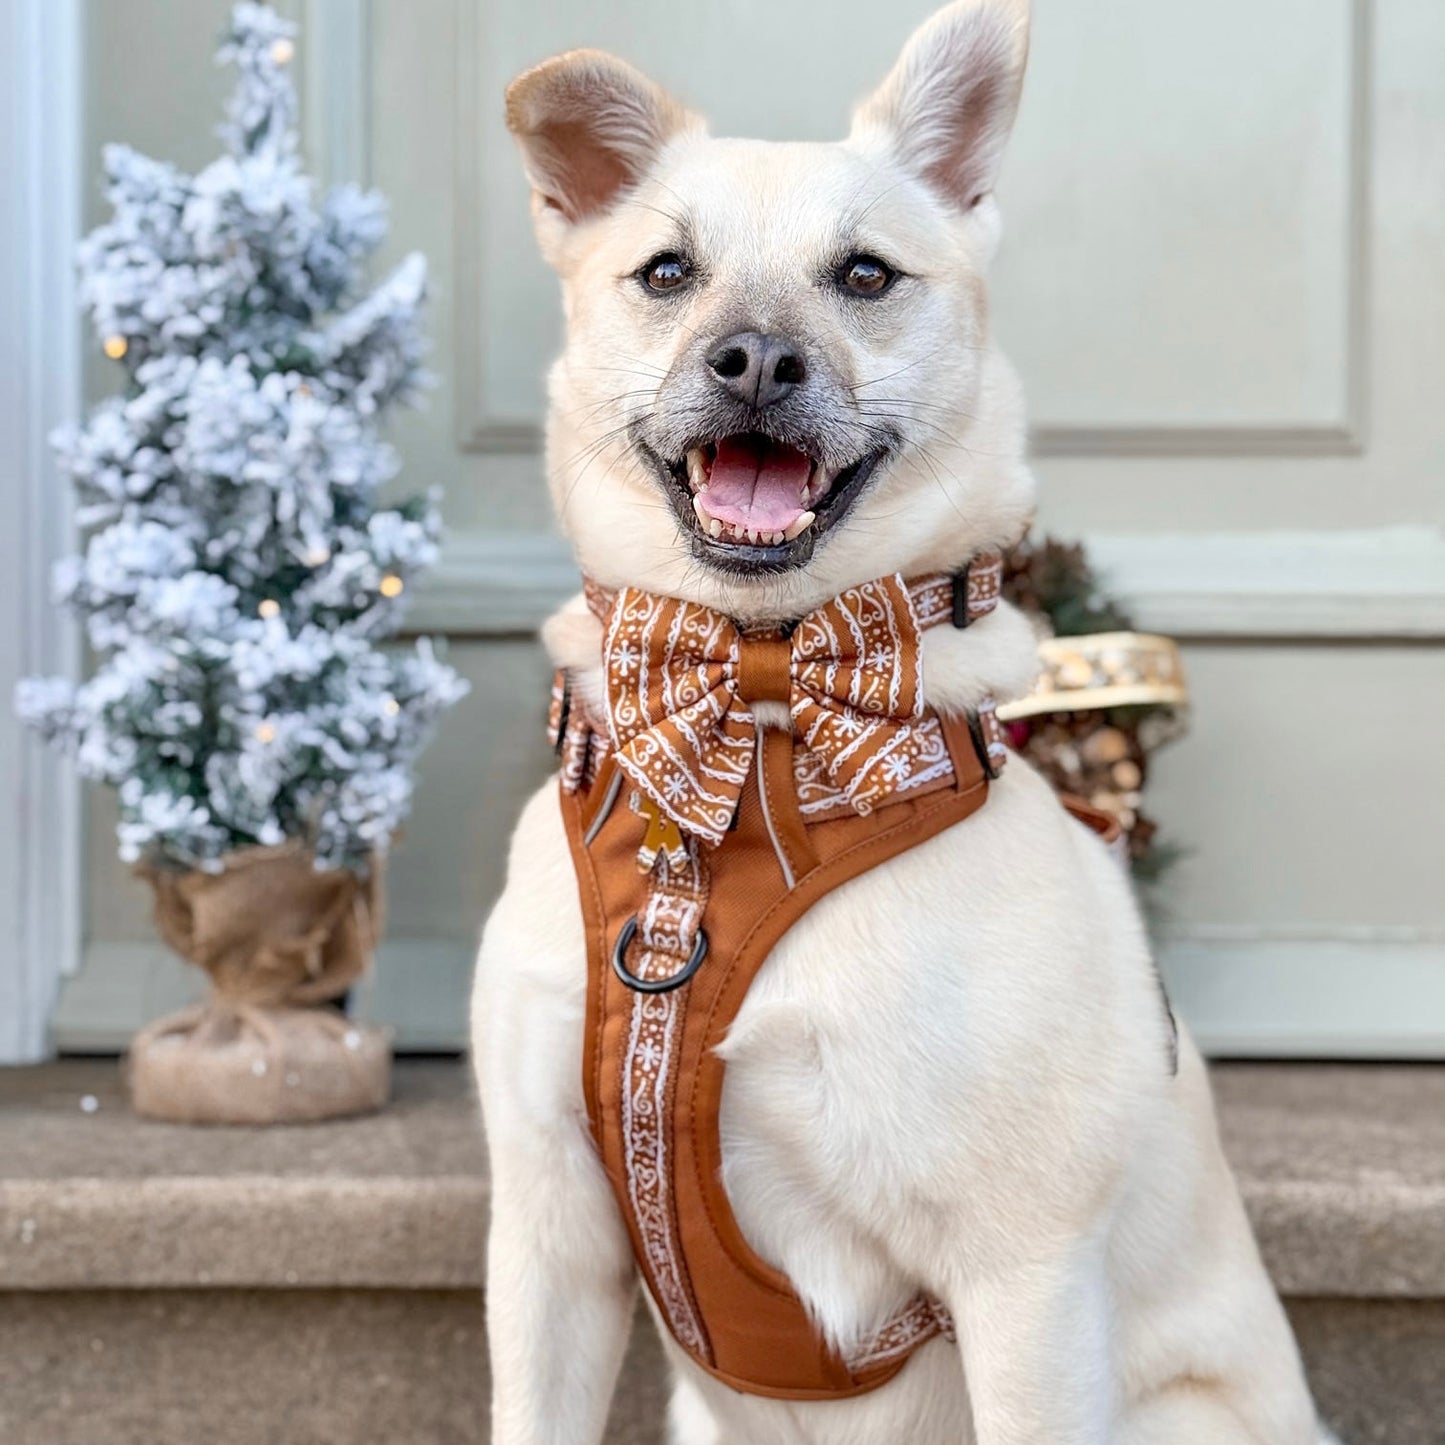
[550,559,1112,1398]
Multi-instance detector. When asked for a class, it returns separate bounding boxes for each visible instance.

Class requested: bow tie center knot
[736,634,793,705]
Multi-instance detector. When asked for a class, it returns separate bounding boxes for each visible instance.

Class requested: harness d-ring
[611,915,709,993]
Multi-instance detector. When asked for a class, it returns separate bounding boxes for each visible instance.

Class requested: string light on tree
[255,721,277,744]
[382,696,400,716]
[270,37,294,66]
[103,335,128,360]
[257,599,281,619]
[379,574,404,599]
[302,545,331,567]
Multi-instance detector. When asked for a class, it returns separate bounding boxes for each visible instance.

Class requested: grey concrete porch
[1,1060,1441,1444]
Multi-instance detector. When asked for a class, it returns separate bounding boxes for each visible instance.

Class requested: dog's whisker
[556,415,654,512]
[571,389,663,428]
[848,347,956,392]
[575,365,669,383]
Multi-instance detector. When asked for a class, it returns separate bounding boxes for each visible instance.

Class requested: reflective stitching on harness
[621,986,710,1357]
[755,730,796,890]
[583,768,623,847]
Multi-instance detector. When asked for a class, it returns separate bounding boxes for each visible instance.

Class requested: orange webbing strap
[1059,793,1126,850]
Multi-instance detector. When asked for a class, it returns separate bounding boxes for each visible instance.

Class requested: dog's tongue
[700,435,812,533]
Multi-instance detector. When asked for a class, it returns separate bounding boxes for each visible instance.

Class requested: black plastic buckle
[951,563,973,629]
[552,676,572,756]
[966,709,1001,780]
[611,915,709,994]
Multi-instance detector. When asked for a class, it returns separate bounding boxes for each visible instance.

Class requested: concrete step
[2,1060,1442,1444]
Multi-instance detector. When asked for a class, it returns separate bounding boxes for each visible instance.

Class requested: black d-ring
[611,915,709,994]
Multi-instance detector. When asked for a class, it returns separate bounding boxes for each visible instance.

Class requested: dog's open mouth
[648,433,886,574]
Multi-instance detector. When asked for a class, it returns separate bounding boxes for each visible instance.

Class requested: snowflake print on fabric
[618,839,713,1360]
[882,752,913,783]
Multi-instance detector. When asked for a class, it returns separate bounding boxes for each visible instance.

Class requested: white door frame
[0,0,83,1063]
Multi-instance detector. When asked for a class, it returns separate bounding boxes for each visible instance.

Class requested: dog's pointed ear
[505,50,702,254]
[850,0,1030,212]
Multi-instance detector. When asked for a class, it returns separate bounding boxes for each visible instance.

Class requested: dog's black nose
[706,331,807,410]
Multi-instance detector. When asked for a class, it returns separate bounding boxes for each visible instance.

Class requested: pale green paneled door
[61,0,1445,1055]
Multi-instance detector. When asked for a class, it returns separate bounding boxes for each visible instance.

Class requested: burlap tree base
[129,843,391,1125]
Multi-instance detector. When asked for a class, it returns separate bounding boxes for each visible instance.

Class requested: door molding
[0,0,83,1062]
[302,0,372,190]
[453,0,1373,460]
[1160,930,1445,1059]
[58,929,1444,1059]
[409,524,1445,641]
[1031,0,1373,460]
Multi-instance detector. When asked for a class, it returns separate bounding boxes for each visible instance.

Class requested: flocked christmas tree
[16,2,467,876]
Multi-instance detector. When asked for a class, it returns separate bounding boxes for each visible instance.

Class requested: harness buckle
[951,563,973,629]
[966,709,1002,780]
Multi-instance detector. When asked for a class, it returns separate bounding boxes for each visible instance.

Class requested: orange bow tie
[602,574,945,848]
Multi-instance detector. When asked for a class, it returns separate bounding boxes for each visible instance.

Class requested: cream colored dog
[473,3,1335,1441]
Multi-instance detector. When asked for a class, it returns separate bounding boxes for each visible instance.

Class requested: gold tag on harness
[630,791,687,872]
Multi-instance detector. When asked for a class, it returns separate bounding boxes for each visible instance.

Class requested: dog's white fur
[474,4,1334,1441]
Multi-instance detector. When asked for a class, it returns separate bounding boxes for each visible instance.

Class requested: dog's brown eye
[642,253,690,292]
[840,255,895,296]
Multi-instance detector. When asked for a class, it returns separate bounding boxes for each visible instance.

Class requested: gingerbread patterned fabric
[554,559,1008,821]
[558,560,1010,1400]
[549,675,1008,824]
[597,570,998,848]
[618,839,712,1356]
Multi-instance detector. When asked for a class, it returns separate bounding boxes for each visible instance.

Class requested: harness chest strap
[564,716,990,1398]
[553,560,1119,1399]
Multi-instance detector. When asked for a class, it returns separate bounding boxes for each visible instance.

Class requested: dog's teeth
[686,449,709,492]
[708,519,723,538]
[771,531,784,546]
[692,493,710,525]
[783,511,815,541]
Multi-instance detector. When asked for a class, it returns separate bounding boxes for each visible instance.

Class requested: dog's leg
[484,1133,636,1445]
[944,1236,1113,1445]
[667,1376,721,1445]
[1115,1388,1326,1445]
[474,788,637,1445]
